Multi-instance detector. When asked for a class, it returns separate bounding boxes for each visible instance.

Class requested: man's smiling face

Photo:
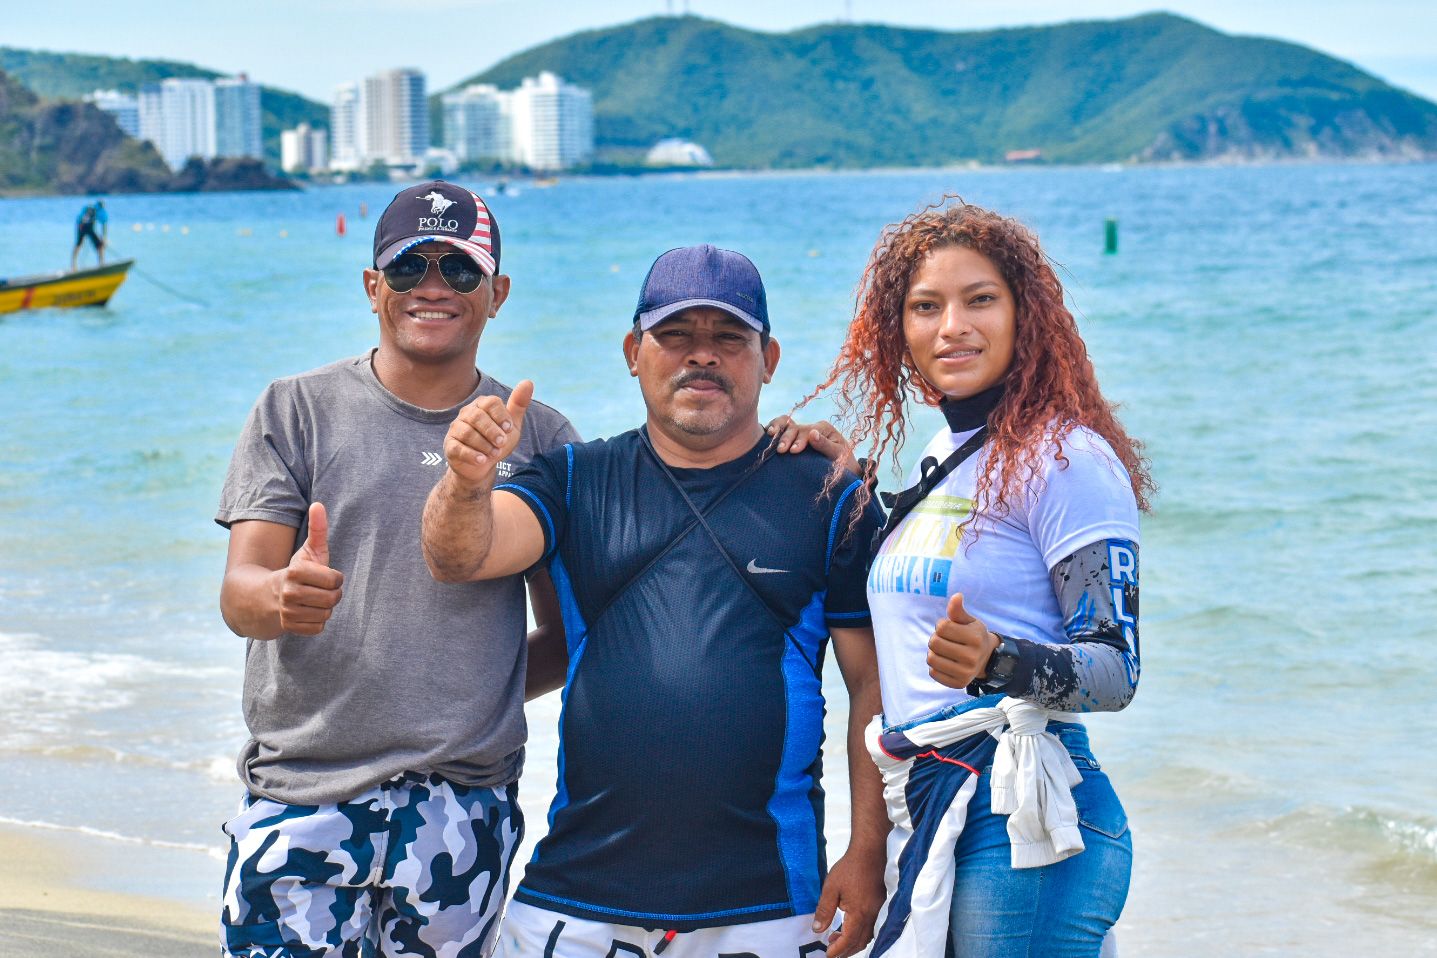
[364,242,509,367]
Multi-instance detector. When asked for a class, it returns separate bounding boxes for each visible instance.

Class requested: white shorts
[498,900,833,958]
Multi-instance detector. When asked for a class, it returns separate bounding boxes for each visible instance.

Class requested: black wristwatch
[982,635,1022,690]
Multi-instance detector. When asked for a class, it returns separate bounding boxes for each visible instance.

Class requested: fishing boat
[0,259,133,314]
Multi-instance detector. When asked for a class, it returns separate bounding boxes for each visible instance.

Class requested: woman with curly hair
[776,199,1153,957]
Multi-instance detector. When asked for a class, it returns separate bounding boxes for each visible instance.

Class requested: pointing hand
[927,592,998,688]
[444,379,533,491]
[274,501,344,637]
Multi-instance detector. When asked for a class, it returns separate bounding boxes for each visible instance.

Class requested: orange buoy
[337,213,347,237]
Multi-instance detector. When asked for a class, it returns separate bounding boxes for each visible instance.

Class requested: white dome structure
[646,138,714,167]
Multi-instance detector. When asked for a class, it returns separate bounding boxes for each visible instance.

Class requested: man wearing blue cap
[215,181,579,957]
[422,246,888,958]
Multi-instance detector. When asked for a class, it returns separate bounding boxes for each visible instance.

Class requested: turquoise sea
[2,164,1435,954]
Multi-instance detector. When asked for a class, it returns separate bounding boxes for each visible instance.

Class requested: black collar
[939,384,1004,432]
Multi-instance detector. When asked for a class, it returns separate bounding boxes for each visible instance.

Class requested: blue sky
[9,0,1436,102]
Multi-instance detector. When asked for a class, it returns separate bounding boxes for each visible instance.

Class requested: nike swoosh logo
[747,559,789,575]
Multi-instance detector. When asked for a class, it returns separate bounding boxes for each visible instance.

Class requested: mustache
[672,370,733,394]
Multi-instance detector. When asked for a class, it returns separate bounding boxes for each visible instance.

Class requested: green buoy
[1104,218,1118,255]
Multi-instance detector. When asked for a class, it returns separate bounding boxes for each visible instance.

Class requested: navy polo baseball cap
[373,180,501,275]
[634,245,769,333]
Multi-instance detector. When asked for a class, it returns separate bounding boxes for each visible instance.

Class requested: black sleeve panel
[974,538,1141,713]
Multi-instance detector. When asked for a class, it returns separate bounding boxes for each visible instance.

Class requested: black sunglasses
[381,252,487,294]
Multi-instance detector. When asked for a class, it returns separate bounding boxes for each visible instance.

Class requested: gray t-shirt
[216,353,579,805]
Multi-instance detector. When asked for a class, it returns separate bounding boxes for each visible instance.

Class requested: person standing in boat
[71,200,107,271]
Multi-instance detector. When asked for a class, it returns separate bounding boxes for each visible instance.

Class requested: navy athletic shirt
[498,429,881,930]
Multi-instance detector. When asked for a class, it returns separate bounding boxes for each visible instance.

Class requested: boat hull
[0,260,133,314]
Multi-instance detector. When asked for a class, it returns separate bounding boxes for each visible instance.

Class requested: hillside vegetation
[0,69,295,195]
[452,13,1437,166]
[0,48,327,163]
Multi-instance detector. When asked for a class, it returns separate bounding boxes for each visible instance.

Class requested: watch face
[987,641,1019,684]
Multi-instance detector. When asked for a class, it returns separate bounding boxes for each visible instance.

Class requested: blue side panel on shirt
[539,554,589,851]
[767,590,829,913]
[825,480,862,575]
[564,444,574,509]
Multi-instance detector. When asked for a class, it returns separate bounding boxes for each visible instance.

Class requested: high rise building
[329,82,363,171]
[139,78,216,171]
[86,89,139,138]
[362,69,428,166]
[281,123,330,173]
[213,75,263,161]
[509,72,593,171]
[441,84,512,164]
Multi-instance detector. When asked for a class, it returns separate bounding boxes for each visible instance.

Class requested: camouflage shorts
[221,773,523,958]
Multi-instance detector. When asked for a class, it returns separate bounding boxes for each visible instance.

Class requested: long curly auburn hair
[815,198,1154,520]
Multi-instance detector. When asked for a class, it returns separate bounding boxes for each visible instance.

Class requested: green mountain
[0,68,170,193]
[0,47,327,163]
[447,13,1437,166]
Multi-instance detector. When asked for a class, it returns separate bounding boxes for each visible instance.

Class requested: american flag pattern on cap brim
[461,191,496,276]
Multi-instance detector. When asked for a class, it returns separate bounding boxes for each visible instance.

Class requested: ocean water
[2,164,1435,953]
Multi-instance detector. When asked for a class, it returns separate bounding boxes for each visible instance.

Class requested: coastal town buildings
[86,89,139,138]
[329,69,428,171]
[363,69,428,166]
[442,72,593,171]
[213,76,263,162]
[138,78,216,171]
[441,83,512,166]
[131,75,262,171]
[280,122,330,173]
[510,72,593,170]
[328,82,363,171]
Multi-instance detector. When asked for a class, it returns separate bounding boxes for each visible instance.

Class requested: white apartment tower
[213,75,263,160]
[362,69,428,165]
[135,75,265,171]
[281,123,330,173]
[509,72,593,171]
[329,83,363,171]
[139,78,216,171]
[441,84,512,164]
[87,89,139,138]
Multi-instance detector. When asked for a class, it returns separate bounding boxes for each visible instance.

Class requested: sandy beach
[0,824,215,957]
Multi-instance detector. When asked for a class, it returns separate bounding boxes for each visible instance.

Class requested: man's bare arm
[421,380,547,582]
[220,502,343,640]
[525,568,569,699]
[813,624,888,958]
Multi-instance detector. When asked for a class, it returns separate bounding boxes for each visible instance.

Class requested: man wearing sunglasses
[215,181,579,958]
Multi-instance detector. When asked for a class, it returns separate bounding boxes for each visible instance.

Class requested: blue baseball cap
[634,245,769,333]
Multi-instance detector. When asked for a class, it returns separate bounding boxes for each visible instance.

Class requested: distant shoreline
[4,154,1434,201]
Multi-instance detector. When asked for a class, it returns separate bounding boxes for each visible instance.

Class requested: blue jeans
[948,722,1132,958]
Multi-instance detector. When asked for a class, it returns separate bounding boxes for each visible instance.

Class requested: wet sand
[0,824,214,957]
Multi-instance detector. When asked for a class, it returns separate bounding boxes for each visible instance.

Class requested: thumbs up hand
[927,592,998,689]
[444,379,533,491]
[274,501,344,637]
